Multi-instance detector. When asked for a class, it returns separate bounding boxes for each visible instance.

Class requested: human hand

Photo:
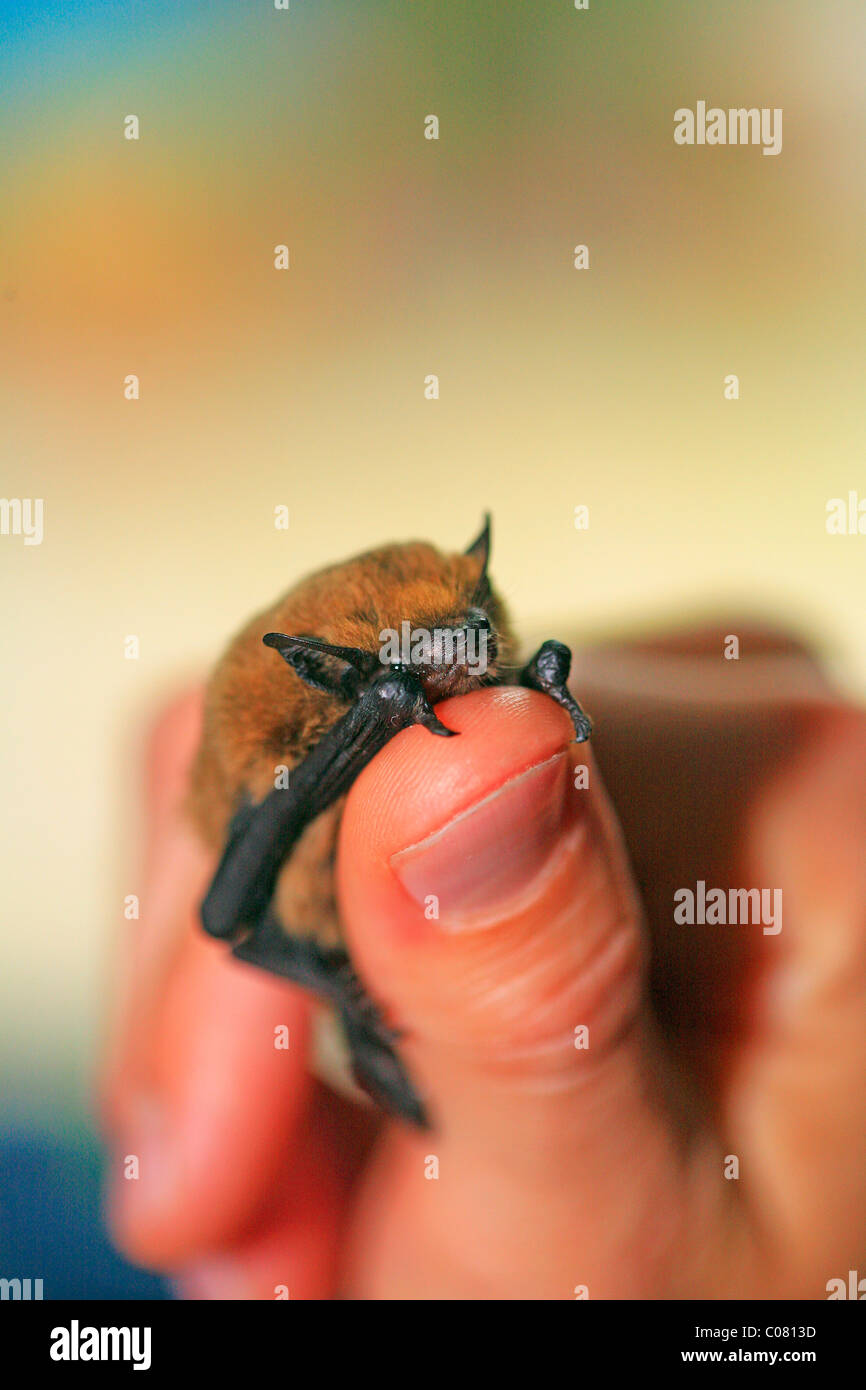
[100,631,866,1298]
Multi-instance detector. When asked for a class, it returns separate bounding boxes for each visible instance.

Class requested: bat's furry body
[187,522,589,1125]
[188,538,514,946]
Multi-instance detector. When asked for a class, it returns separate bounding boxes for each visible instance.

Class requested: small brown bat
[188,517,591,1126]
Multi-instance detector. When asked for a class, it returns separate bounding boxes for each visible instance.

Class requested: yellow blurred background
[2,0,864,1166]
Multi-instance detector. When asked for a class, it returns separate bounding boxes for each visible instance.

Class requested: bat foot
[519,640,593,742]
[341,1008,429,1128]
[334,962,430,1126]
[230,912,429,1127]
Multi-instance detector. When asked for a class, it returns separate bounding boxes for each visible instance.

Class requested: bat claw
[413,700,458,737]
[422,715,458,737]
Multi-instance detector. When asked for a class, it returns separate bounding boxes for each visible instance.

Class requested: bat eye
[465,607,490,632]
[463,607,496,667]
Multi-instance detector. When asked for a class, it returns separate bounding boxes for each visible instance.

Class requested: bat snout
[417,614,498,698]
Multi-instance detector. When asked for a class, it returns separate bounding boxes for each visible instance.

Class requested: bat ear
[464,513,491,569]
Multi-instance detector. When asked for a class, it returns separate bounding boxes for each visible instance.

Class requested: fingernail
[390,751,574,928]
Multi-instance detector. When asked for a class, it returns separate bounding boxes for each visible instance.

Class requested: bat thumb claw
[416,710,458,737]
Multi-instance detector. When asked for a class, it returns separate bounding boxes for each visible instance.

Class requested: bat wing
[199,664,454,1126]
[201,665,454,943]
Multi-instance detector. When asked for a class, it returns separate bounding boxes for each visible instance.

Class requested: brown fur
[187,539,515,944]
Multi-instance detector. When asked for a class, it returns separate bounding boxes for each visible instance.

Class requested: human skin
[100,633,866,1299]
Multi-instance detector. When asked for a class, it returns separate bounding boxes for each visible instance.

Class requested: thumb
[337,687,691,1271]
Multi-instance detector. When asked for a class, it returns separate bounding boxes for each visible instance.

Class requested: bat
[187,517,592,1127]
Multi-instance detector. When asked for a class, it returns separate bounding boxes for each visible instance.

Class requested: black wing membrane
[201,665,455,942]
[231,908,429,1127]
[198,664,459,1128]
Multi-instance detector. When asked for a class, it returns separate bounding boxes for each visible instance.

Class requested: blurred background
[1,0,864,1296]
